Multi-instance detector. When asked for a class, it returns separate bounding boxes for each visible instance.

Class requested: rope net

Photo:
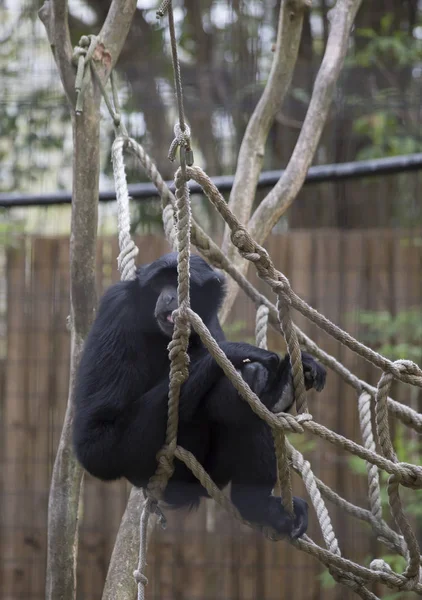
[110,132,422,600]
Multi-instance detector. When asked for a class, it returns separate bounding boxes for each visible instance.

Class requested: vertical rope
[276,293,307,413]
[358,392,382,521]
[111,137,139,281]
[255,304,269,349]
[145,164,192,503]
[165,156,192,455]
[254,304,293,515]
[375,365,421,581]
[162,204,178,251]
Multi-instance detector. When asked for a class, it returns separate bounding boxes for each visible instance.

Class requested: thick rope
[124,139,178,250]
[358,392,382,521]
[276,295,307,413]
[255,304,269,349]
[254,306,376,598]
[108,129,422,597]
[255,305,294,514]
[307,472,407,557]
[146,157,192,502]
[121,135,422,432]
[287,441,340,556]
[72,36,139,282]
[375,366,421,582]
[111,137,139,280]
[110,135,422,436]
[184,165,422,390]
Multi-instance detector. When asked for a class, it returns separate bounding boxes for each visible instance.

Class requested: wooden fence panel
[1,230,421,600]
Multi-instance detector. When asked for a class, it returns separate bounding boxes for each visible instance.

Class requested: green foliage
[287,433,316,455]
[222,319,254,344]
[348,12,422,161]
[318,569,336,590]
[357,308,422,364]
[354,14,421,69]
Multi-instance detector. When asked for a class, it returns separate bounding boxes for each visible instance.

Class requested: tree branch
[39,0,75,104]
[100,0,138,68]
[39,1,137,598]
[102,489,144,600]
[220,0,363,322]
[221,0,308,252]
[249,0,363,242]
[46,82,101,600]
[218,0,307,323]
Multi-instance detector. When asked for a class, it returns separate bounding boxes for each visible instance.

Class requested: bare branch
[102,489,144,600]
[45,366,84,600]
[39,1,137,598]
[218,0,307,324]
[249,0,363,242]
[220,0,363,322]
[46,90,101,600]
[100,0,138,68]
[39,0,75,104]
[221,0,308,253]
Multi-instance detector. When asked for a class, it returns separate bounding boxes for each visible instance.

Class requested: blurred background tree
[1,0,421,232]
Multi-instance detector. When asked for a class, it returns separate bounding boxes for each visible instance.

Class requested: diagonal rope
[255,304,294,515]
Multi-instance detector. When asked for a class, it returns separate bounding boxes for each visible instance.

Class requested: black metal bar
[1,153,422,208]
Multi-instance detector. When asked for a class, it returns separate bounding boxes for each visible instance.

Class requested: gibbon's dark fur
[73,253,326,538]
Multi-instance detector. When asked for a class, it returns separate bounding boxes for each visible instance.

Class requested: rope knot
[168,123,193,164]
[397,464,422,489]
[272,273,291,294]
[231,228,255,255]
[296,413,313,424]
[370,559,419,591]
[171,368,189,385]
[133,570,148,586]
[71,34,99,114]
[156,447,175,477]
[174,122,191,145]
[71,35,93,65]
[275,413,311,433]
[133,569,148,586]
[117,238,139,280]
[157,0,171,17]
[370,559,393,575]
[390,359,422,379]
[271,274,292,308]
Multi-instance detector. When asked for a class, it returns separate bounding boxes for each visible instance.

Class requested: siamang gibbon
[73,252,326,539]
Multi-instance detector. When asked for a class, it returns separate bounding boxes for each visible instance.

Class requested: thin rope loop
[72,34,98,114]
